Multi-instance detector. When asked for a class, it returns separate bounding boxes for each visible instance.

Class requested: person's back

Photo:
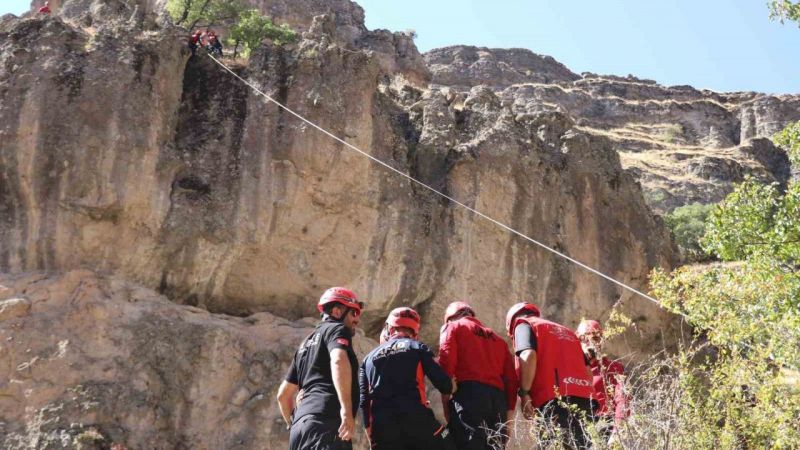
[291,318,359,421]
[507,303,594,450]
[360,307,455,450]
[438,302,517,450]
[277,287,364,450]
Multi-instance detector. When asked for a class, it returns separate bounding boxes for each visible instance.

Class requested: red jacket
[438,316,518,409]
[38,5,51,14]
[511,316,593,408]
[590,356,629,421]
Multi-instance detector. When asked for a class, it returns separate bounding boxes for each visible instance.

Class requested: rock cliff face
[0,270,375,449]
[426,46,800,213]
[0,0,742,447]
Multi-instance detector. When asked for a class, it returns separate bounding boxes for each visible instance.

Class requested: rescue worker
[206,30,223,56]
[277,287,364,450]
[37,1,51,15]
[438,301,518,450]
[576,319,629,441]
[188,30,202,57]
[506,303,595,449]
[360,307,457,449]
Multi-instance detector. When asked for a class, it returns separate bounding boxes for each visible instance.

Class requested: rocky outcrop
[426,45,579,89]
[0,270,375,449]
[425,47,800,214]
[0,1,685,447]
[1,3,676,348]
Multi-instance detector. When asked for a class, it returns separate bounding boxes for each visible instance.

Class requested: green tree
[167,0,247,30]
[226,9,297,58]
[769,0,800,25]
[664,202,715,262]
[773,120,800,167]
[646,122,800,448]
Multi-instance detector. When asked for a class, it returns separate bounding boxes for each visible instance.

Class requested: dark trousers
[540,396,594,450]
[289,414,353,450]
[370,409,455,450]
[448,381,509,450]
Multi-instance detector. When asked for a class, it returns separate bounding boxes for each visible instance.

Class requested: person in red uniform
[576,319,629,441]
[276,287,365,450]
[438,301,518,450]
[360,307,457,450]
[38,2,51,15]
[188,30,202,56]
[506,303,595,450]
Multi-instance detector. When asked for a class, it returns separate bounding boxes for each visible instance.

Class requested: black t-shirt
[286,317,359,421]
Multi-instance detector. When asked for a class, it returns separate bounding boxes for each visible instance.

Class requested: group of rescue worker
[277,287,628,450]
[188,29,223,57]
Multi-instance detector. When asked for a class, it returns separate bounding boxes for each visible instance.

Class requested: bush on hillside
[664,202,714,262]
[226,9,297,58]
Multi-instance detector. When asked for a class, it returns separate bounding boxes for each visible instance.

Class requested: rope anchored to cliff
[204,53,664,308]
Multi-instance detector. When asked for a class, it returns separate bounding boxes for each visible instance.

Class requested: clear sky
[4,0,799,94]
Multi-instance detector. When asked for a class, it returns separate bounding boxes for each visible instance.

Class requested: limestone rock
[0,3,677,356]
[425,47,800,214]
[0,297,31,320]
[0,270,376,449]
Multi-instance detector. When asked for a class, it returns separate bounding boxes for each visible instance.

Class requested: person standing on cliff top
[360,307,457,449]
[576,319,629,443]
[37,2,51,15]
[506,303,595,450]
[438,301,518,450]
[277,287,364,450]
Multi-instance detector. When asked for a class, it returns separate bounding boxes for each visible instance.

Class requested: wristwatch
[517,388,530,397]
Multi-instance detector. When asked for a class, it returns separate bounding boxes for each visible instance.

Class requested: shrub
[664,202,714,262]
[226,9,297,58]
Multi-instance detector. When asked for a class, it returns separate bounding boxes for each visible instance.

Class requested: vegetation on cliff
[643,123,800,449]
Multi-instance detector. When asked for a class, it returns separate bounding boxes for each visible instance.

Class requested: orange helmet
[505,302,541,336]
[444,301,474,322]
[386,307,421,335]
[317,287,364,315]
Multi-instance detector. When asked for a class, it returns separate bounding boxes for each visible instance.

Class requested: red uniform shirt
[590,356,629,421]
[438,316,518,409]
[38,5,51,14]
[511,316,594,408]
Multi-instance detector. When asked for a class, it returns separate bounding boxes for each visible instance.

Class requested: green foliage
[644,122,800,447]
[643,122,800,448]
[701,179,800,263]
[664,202,714,262]
[166,0,247,29]
[773,120,800,167]
[226,9,297,58]
[769,0,800,25]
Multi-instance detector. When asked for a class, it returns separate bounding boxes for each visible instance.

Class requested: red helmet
[444,301,474,323]
[386,307,421,335]
[576,319,603,338]
[317,287,364,314]
[505,302,541,336]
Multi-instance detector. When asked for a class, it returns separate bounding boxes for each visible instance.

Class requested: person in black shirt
[277,287,365,450]
[360,307,457,450]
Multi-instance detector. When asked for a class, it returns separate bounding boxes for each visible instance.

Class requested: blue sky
[4,0,799,93]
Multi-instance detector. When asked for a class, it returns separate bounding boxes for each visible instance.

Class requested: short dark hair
[390,326,417,337]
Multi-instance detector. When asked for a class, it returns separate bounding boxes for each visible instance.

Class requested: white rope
[205,54,663,306]
[205,54,800,371]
